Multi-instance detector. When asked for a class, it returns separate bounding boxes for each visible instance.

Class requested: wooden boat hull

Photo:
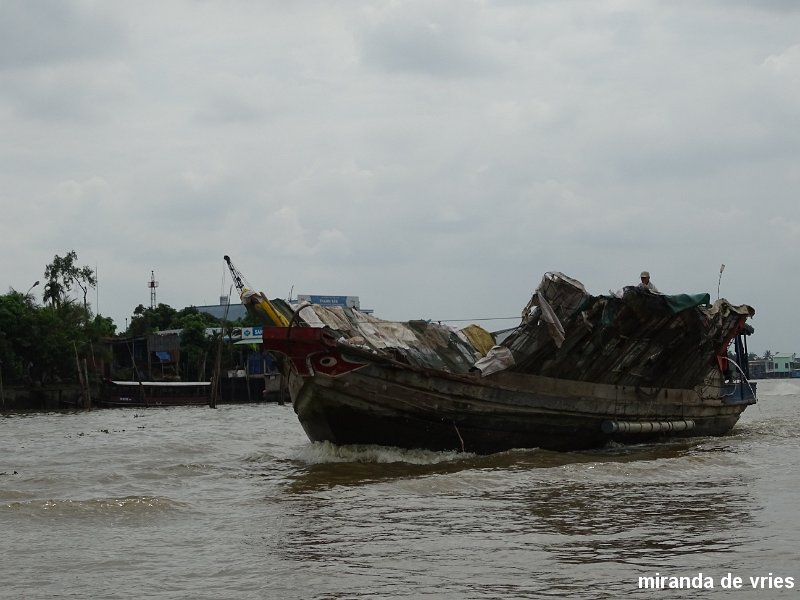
[259,273,758,454]
[98,396,210,408]
[98,381,211,408]
[283,348,753,453]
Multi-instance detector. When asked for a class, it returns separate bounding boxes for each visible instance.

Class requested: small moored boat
[99,380,211,408]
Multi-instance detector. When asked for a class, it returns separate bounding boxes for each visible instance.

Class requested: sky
[2,0,798,354]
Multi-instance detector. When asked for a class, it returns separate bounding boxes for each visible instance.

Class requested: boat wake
[756,379,800,397]
[291,440,473,465]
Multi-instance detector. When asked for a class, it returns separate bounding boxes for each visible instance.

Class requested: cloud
[716,0,800,12]
[1,1,798,353]
[264,206,352,259]
[0,1,126,70]
[358,2,500,77]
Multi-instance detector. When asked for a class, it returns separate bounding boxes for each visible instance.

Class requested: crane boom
[223,255,248,294]
[223,255,290,327]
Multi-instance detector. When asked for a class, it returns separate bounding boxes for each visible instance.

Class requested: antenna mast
[148,270,159,309]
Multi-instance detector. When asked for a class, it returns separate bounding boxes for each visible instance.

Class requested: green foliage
[87,314,117,339]
[179,313,213,380]
[235,311,261,327]
[122,302,229,380]
[0,290,113,385]
[0,250,115,387]
[125,303,220,337]
[0,291,39,381]
[3,250,246,386]
[43,250,97,311]
[128,303,177,336]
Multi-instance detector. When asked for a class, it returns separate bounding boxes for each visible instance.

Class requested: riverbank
[1,376,283,411]
[0,384,86,411]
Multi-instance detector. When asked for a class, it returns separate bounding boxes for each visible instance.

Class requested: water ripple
[3,495,186,516]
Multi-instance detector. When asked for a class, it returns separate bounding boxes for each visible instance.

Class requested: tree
[1,254,113,389]
[127,303,180,336]
[179,313,212,380]
[762,350,773,361]
[0,291,40,382]
[0,289,113,386]
[87,314,117,338]
[43,251,97,313]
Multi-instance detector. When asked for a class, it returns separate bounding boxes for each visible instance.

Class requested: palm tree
[42,280,65,308]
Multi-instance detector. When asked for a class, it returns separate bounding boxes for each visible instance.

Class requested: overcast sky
[2,0,798,354]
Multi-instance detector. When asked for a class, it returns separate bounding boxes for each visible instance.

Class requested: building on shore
[749,353,799,379]
[195,295,247,322]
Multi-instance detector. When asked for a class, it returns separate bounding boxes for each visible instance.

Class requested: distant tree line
[748,350,778,361]
[1,250,254,386]
[0,252,113,385]
[123,302,253,381]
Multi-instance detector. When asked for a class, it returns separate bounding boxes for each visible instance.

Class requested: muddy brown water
[2,380,798,599]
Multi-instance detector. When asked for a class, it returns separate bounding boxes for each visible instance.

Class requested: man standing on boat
[638,271,659,292]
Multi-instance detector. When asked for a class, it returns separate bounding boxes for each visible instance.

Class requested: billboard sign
[297,295,360,309]
[241,326,263,339]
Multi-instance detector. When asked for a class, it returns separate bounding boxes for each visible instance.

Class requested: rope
[453,422,466,452]
[323,315,521,326]
[724,358,758,400]
[437,316,520,322]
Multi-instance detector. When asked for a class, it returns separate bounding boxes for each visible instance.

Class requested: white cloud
[764,45,800,74]
[0,1,125,70]
[359,2,500,77]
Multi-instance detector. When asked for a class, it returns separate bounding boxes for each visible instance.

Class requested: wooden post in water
[74,343,86,406]
[245,367,251,403]
[210,343,222,409]
[0,361,5,412]
[210,287,232,409]
[209,374,218,409]
[82,358,91,409]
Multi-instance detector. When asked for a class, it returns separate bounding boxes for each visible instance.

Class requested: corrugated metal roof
[296,304,491,373]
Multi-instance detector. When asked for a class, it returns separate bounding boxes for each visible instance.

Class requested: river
[2,379,798,599]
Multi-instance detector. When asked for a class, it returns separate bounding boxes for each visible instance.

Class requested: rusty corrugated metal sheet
[266,299,490,373]
[502,272,754,389]
[266,271,754,390]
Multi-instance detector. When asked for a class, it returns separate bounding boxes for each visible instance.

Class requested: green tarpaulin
[663,292,711,313]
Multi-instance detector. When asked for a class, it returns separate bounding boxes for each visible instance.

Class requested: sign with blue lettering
[241,326,263,338]
[309,295,348,306]
[298,295,360,309]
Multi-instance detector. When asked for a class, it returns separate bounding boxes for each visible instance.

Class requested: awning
[234,339,263,345]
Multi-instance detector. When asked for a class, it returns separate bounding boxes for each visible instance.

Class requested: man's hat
[640,271,650,278]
